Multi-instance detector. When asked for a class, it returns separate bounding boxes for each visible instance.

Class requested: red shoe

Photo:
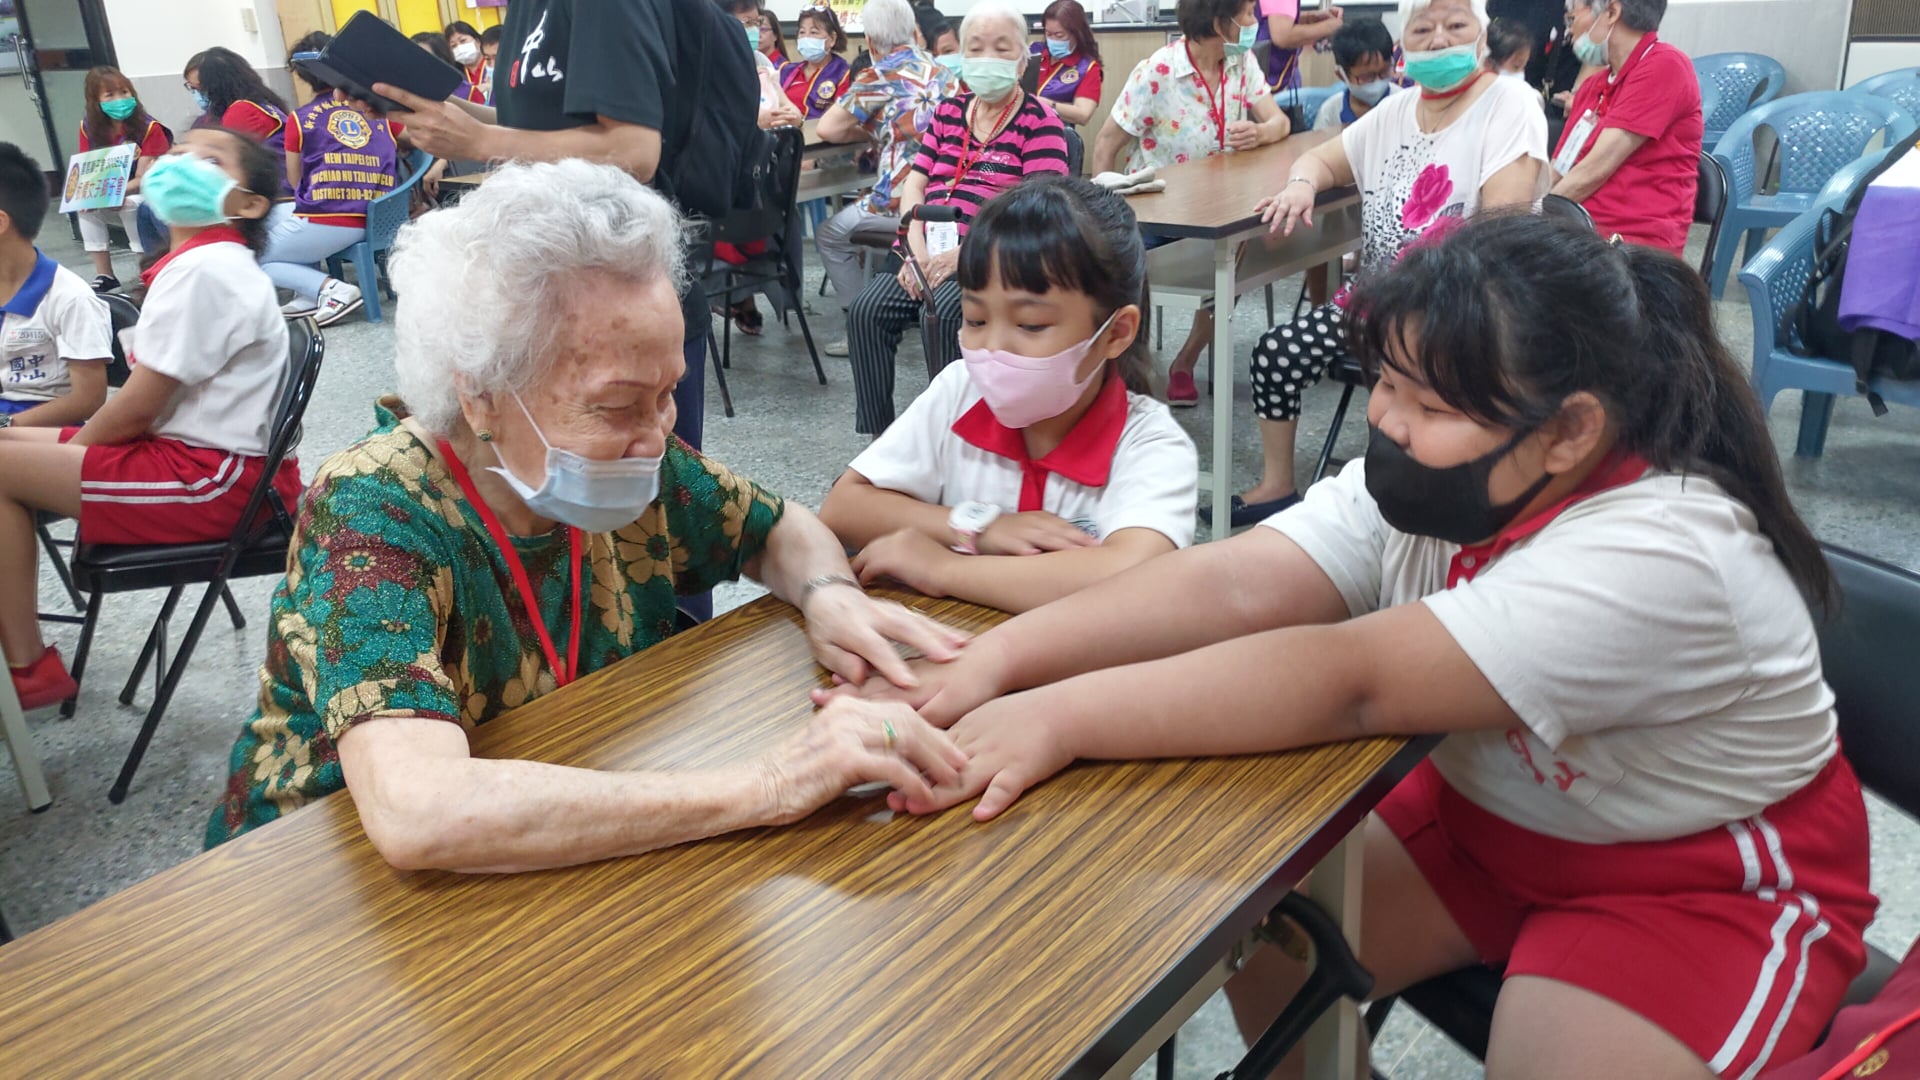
[1167,369,1199,407]
[9,645,78,711]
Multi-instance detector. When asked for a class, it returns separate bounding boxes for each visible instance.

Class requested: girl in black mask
[821,212,1874,1079]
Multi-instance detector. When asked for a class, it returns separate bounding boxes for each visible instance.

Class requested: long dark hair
[206,128,284,255]
[957,175,1156,398]
[1043,0,1101,65]
[189,47,288,120]
[412,31,459,68]
[82,66,155,154]
[1345,213,1832,606]
[289,31,335,98]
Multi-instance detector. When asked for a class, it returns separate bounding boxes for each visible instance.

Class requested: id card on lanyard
[1554,110,1598,175]
[440,439,586,689]
[925,220,960,256]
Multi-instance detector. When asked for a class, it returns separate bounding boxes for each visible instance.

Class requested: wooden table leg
[1209,238,1239,531]
[1303,826,1364,1080]
[0,641,51,812]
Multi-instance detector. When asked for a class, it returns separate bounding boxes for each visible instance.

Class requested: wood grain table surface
[0,592,1425,1079]
[1124,128,1356,240]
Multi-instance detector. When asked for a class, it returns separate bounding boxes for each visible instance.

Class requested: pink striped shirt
[910,93,1070,236]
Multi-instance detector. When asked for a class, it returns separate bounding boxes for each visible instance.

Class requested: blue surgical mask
[1402,41,1481,92]
[935,53,964,74]
[142,153,241,227]
[1223,21,1259,58]
[1046,38,1073,59]
[962,56,1020,101]
[745,25,761,51]
[489,394,664,533]
[1572,19,1613,67]
[190,88,211,113]
[1347,78,1391,105]
[797,36,829,62]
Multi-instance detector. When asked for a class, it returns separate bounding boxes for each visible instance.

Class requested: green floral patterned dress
[205,401,783,845]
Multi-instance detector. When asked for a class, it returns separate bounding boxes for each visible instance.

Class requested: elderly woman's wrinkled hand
[802,584,970,688]
[809,632,1012,729]
[758,698,969,824]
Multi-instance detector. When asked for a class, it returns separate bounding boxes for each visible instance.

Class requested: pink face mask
[961,312,1118,428]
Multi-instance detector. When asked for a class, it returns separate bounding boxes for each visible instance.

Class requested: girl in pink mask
[819,176,1199,613]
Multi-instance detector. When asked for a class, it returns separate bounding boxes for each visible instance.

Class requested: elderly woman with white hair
[205,161,969,869]
[1217,0,1548,529]
[843,0,1072,436]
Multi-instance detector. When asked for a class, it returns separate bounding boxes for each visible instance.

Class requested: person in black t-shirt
[371,0,712,455]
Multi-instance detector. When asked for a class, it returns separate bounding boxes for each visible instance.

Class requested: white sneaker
[280,296,319,318]
[314,279,363,327]
[823,337,849,358]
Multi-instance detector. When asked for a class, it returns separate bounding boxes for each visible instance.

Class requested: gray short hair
[388,159,688,434]
[861,0,917,53]
[961,0,1029,46]
[1398,0,1490,30]
[1570,0,1666,32]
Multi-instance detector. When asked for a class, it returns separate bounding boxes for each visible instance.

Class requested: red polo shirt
[1554,33,1703,255]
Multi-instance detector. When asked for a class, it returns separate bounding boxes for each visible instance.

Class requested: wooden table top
[1126,129,1357,240]
[0,593,1425,1078]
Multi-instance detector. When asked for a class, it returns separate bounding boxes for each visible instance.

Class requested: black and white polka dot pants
[1250,302,1347,422]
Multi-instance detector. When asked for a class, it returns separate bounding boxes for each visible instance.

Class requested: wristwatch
[0,415,11,428]
[948,501,1002,555]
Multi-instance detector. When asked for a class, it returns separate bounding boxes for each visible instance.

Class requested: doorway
[11,0,117,173]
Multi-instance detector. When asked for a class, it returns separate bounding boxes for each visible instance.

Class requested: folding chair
[61,318,325,803]
[37,292,139,617]
[1540,193,1595,231]
[1694,150,1731,282]
[1364,543,1920,1074]
[698,126,826,418]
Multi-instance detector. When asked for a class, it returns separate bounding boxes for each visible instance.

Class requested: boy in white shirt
[0,143,113,429]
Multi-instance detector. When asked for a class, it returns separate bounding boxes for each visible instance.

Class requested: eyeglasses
[800,4,831,12]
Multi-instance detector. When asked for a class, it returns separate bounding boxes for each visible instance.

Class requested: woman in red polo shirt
[1029,0,1104,127]
[836,214,1877,1079]
[1548,0,1703,253]
[74,66,172,292]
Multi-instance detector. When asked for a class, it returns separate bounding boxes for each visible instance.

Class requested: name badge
[3,327,50,350]
[1554,109,1598,176]
[925,220,960,257]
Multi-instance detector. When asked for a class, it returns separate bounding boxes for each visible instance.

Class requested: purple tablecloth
[1839,145,1920,341]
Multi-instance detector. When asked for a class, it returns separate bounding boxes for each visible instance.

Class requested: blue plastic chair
[1855,68,1920,124]
[1284,85,1342,130]
[1694,52,1786,147]
[1707,92,1916,297]
[1814,143,1899,208]
[323,149,432,324]
[1740,201,1920,457]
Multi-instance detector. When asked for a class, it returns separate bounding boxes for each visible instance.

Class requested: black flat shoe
[90,274,120,294]
[1199,492,1303,529]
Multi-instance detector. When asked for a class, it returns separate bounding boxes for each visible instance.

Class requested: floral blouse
[205,400,784,845]
[1108,40,1272,174]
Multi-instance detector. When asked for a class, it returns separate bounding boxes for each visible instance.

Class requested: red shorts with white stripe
[60,430,302,546]
[1379,756,1877,1078]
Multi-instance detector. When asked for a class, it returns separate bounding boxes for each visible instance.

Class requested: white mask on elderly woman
[489,394,664,532]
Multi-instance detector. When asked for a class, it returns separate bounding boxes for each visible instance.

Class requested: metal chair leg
[0,903,11,943]
[1265,282,1275,325]
[794,301,827,385]
[706,328,734,419]
[1224,892,1375,1079]
[221,585,245,629]
[1313,383,1358,483]
[110,579,226,803]
[60,590,105,719]
[1156,1035,1176,1079]
[121,584,184,707]
[37,523,83,611]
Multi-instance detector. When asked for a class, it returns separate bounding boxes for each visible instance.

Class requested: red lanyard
[948,93,1022,196]
[1186,42,1230,150]
[1594,36,1659,116]
[440,439,585,688]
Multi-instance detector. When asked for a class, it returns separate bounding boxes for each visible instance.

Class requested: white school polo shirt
[0,252,112,404]
[1263,456,1838,844]
[850,363,1199,546]
[122,231,290,457]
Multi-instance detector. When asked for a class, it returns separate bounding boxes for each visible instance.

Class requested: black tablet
[289,10,464,114]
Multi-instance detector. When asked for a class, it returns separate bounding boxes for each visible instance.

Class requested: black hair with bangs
[1344,211,1831,607]
[955,174,1155,397]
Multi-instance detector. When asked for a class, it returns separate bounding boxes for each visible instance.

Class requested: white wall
[100,0,291,134]
[1656,0,1852,94]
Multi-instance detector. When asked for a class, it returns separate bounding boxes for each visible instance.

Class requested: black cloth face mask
[1363,426,1555,545]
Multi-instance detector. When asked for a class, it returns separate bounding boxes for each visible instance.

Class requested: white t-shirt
[0,254,112,403]
[1341,74,1549,274]
[849,363,1199,546]
[1264,460,1838,844]
[123,238,289,457]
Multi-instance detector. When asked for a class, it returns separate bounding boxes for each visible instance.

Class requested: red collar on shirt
[950,375,1129,512]
[1594,32,1661,115]
[1446,447,1650,587]
[139,225,248,289]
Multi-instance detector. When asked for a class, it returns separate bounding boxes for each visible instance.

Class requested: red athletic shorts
[1379,756,1877,1077]
[61,429,302,546]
